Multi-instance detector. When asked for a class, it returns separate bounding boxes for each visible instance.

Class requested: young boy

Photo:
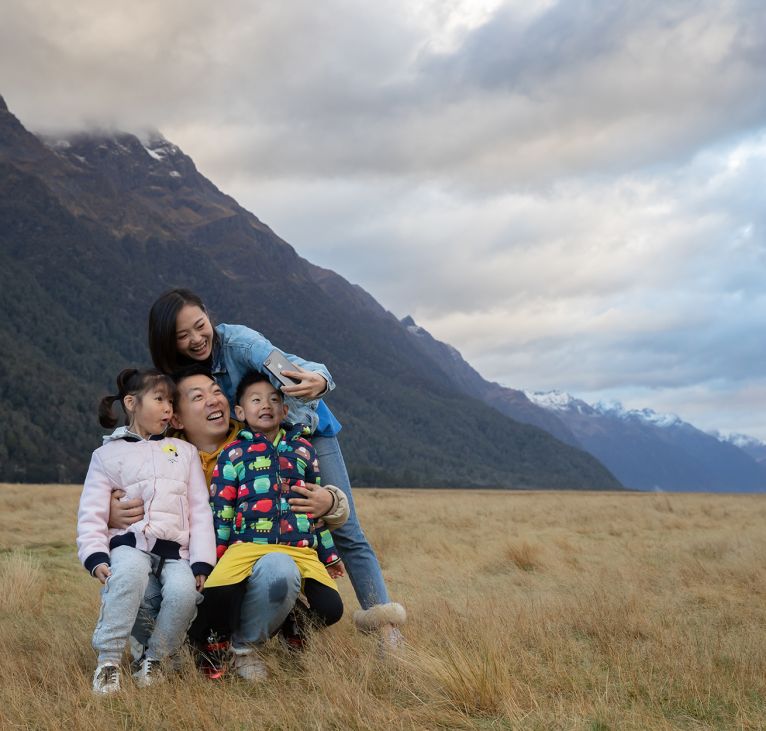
[204,371,344,671]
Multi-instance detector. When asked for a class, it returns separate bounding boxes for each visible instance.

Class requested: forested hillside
[0,95,621,489]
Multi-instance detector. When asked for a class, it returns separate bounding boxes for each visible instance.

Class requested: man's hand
[94,564,111,584]
[327,561,345,579]
[108,489,144,530]
[195,575,206,592]
[280,367,328,400]
[288,483,333,518]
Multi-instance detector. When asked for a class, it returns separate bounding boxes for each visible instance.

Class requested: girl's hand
[280,367,328,400]
[327,561,345,579]
[94,564,111,584]
[195,575,206,592]
[108,489,144,530]
[288,483,333,518]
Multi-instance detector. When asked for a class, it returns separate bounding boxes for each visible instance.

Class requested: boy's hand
[195,575,206,592]
[108,489,144,530]
[327,561,345,579]
[280,367,328,400]
[94,564,111,584]
[289,483,333,518]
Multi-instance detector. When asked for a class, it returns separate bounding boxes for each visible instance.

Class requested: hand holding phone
[263,349,329,399]
[263,349,301,387]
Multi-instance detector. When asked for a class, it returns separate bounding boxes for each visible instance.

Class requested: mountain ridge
[0,94,621,490]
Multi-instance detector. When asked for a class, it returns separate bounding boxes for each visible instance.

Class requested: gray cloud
[2,0,766,437]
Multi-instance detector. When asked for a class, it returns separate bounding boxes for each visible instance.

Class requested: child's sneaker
[278,612,306,653]
[195,637,230,680]
[92,662,121,695]
[231,645,268,682]
[133,657,164,687]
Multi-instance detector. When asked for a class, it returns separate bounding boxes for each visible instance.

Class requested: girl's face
[176,304,215,361]
[125,387,173,439]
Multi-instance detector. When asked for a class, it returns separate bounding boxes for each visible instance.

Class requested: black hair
[235,370,283,405]
[148,288,221,375]
[171,363,217,386]
[98,368,175,429]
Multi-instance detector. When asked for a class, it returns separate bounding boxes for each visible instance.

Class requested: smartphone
[263,349,301,387]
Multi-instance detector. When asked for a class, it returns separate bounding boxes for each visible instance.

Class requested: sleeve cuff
[85,552,110,576]
[191,562,214,577]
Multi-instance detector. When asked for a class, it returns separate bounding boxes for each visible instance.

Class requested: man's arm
[289,484,348,529]
[108,490,144,530]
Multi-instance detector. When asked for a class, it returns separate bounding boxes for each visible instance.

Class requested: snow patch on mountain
[526,390,590,413]
[713,431,766,449]
[529,390,683,427]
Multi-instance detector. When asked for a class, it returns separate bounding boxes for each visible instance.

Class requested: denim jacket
[212,323,336,434]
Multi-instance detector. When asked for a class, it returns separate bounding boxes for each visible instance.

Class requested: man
[110,365,348,680]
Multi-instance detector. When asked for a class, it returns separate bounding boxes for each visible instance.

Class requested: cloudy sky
[2,0,766,437]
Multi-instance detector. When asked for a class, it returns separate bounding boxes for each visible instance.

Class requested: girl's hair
[147,288,219,375]
[98,368,175,429]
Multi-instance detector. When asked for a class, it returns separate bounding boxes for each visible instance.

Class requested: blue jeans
[232,552,301,648]
[95,545,199,664]
[312,435,390,609]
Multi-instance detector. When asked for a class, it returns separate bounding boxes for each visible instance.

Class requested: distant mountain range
[0,94,620,490]
[403,316,766,492]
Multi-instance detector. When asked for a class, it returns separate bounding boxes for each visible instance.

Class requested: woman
[148,289,405,644]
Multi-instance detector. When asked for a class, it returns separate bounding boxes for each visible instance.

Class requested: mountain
[400,316,580,446]
[716,433,766,467]
[0,95,622,490]
[526,391,766,492]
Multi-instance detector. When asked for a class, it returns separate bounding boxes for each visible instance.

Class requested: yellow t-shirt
[205,542,337,590]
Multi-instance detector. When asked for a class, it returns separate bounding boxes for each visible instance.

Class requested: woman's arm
[219,324,335,399]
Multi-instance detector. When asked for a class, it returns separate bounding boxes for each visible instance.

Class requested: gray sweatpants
[92,545,200,665]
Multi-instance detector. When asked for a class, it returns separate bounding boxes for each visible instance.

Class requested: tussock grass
[0,485,765,729]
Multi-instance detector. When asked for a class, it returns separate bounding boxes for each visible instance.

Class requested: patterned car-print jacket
[209,424,341,566]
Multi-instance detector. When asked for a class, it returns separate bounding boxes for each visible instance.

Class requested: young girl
[77,368,216,694]
[146,289,406,646]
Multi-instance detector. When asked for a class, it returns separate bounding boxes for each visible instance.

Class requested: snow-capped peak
[714,431,766,449]
[592,401,681,427]
[528,391,682,427]
[526,390,583,412]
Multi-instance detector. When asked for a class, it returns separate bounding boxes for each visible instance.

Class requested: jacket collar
[102,426,166,444]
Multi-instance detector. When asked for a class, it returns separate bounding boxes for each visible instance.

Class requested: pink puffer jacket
[76,428,216,576]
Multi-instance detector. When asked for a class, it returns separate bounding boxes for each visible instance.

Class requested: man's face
[171,374,230,449]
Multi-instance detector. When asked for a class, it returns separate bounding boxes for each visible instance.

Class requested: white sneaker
[133,657,164,688]
[231,646,268,682]
[92,663,121,695]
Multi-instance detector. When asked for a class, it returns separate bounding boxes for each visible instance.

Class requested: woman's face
[175,304,215,361]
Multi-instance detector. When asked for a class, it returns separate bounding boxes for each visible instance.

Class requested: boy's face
[235,380,288,435]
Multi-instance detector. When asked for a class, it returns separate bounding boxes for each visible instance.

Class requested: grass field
[0,485,765,730]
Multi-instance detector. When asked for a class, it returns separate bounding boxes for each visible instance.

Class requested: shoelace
[99,666,119,685]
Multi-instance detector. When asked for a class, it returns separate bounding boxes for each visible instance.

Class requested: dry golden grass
[0,485,765,730]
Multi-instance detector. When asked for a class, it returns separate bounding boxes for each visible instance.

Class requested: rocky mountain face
[400,316,580,446]
[526,392,766,492]
[0,95,622,489]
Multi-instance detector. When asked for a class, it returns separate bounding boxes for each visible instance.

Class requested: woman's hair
[98,368,175,429]
[148,288,218,375]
